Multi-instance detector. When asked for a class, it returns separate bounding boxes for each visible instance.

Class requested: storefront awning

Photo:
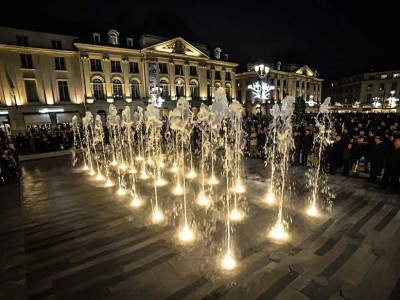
[57,113,81,124]
[24,114,51,125]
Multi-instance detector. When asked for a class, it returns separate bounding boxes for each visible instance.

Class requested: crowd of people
[243,113,400,193]
[1,113,400,192]
[0,127,74,183]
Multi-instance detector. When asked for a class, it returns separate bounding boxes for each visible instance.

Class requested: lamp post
[387,90,399,111]
[250,64,275,118]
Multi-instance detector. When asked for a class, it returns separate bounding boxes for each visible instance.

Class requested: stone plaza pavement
[0,157,400,300]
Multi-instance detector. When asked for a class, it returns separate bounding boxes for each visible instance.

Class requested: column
[102,57,112,102]
[122,59,131,102]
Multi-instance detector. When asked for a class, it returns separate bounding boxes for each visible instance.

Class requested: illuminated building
[324,70,400,113]
[0,26,84,133]
[236,62,323,116]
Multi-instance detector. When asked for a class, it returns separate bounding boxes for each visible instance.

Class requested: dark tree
[293,97,306,127]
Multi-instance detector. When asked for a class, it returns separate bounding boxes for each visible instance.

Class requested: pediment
[145,37,209,58]
[295,65,315,77]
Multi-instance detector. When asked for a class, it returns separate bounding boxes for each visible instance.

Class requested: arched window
[175,78,185,98]
[190,79,199,98]
[108,30,119,45]
[225,83,232,100]
[159,79,169,98]
[112,79,123,99]
[92,78,105,100]
[130,79,140,100]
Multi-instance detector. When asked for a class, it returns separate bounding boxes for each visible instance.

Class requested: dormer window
[93,33,101,43]
[108,30,119,45]
[214,47,222,59]
[126,38,133,47]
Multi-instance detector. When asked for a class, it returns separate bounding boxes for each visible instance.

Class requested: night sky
[1,0,397,80]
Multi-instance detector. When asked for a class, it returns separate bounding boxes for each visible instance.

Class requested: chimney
[93,33,100,43]
[276,61,281,71]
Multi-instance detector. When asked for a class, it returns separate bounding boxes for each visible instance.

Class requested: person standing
[369,136,385,183]
[249,127,258,158]
[301,129,313,165]
[381,138,400,191]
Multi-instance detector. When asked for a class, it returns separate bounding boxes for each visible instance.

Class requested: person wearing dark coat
[301,129,313,165]
[328,135,345,175]
[342,143,353,176]
[381,138,400,191]
[369,136,386,183]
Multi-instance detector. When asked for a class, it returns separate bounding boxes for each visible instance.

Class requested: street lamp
[248,64,275,117]
[387,90,399,109]
[149,86,165,108]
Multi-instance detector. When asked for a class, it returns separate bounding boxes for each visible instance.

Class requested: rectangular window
[54,57,66,70]
[379,83,384,91]
[20,54,33,68]
[237,90,242,100]
[159,63,168,74]
[16,35,29,46]
[369,75,374,80]
[111,60,121,72]
[24,80,39,102]
[90,59,102,71]
[175,64,183,75]
[367,84,373,90]
[380,74,387,79]
[393,74,400,78]
[225,72,231,81]
[207,70,211,79]
[129,62,139,73]
[189,66,197,76]
[126,38,133,47]
[366,94,371,103]
[58,80,70,101]
[215,71,221,80]
[51,40,62,50]
[391,82,397,90]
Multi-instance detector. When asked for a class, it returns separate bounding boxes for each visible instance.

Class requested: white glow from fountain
[104,178,114,187]
[179,225,194,243]
[136,155,144,161]
[89,169,96,176]
[117,188,127,196]
[170,164,178,173]
[119,163,127,171]
[111,159,118,166]
[229,208,244,221]
[140,170,149,180]
[152,209,164,223]
[173,183,184,195]
[186,169,197,179]
[306,204,319,217]
[266,192,276,204]
[197,194,210,207]
[269,221,288,241]
[234,181,245,194]
[147,158,154,166]
[96,173,105,181]
[129,167,137,174]
[159,160,165,169]
[130,195,142,207]
[156,177,167,186]
[208,176,219,185]
[82,164,89,171]
[221,250,237,270]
